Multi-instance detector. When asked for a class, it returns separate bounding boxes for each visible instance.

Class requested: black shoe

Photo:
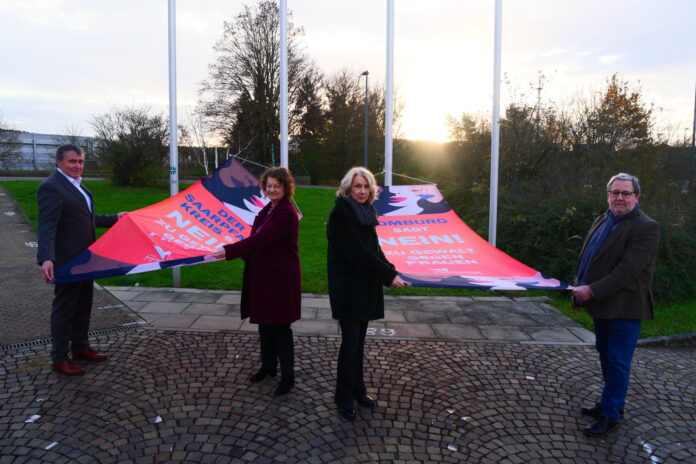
[356,395,377,408]
[337,405,356,421]
[581,404,624,419]
[249,368,276,383]
[274,378,294,396]
[583,416,620,437]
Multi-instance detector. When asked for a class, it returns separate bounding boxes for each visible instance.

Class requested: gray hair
[56,144,84,161]
[337,167,379,203]
[607,172,641,195]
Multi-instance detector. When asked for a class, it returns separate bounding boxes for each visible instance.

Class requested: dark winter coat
[327,196,398,321]
[37,170,118,268]
[223,197,301,325]
[575,208,660,320]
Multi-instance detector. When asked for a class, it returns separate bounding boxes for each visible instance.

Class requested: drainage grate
[1,337,53,351]
[88,322,147,337]
[0,322,146,352]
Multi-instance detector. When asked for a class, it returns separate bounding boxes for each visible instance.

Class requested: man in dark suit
[571,172,660,437]
[37,144,123,375]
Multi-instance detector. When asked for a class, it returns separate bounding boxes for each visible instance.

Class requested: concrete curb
[637,332,696,348]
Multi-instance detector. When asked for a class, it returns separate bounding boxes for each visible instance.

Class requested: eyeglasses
[607,190,635,198]
[265,184,283,191]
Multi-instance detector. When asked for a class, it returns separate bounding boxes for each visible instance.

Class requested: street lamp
[360,70,369,168]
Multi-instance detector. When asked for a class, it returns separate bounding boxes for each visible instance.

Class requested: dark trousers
[51,280,94,363]
[258,324,294,380]
[594,318,641,420]
[335,320,369,408]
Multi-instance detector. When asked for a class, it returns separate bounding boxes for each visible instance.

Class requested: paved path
[107,286,595,345]
[1,181,694,463]
[0,185,141,346]
[0,185,139,346]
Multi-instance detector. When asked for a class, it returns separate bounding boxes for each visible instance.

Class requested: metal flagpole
[690,83,696,193]
[384,0,394,186]
[361,71,369,168]
[167,0,180,287]
[488,0,502,247]
[280,0,289,168]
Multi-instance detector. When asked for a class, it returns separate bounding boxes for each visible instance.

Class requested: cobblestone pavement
[0,185,142,346]
[1,329,694,463]
[2,182,695,463]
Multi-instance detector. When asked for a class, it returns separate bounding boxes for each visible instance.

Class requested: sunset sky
[1,0,694,143]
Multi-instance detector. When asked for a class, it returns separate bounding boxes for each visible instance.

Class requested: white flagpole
[168,0,180,287]
[280,0,289,168]
[489,0,502,247]
[690,83,696,192]
[384,0,394,186]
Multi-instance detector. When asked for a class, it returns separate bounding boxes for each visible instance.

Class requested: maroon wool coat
[223,197,301,325]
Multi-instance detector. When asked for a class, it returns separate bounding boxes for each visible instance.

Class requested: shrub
[90,106,168,187]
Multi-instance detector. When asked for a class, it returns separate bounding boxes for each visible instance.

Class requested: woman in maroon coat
[211,167,301,396]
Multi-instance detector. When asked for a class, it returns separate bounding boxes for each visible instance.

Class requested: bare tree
[183,108,213,175]
[198,0,316,163]
[59,124,98,158]
[61,124,83,143]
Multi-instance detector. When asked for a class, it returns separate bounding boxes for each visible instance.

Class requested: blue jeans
[594,319,641,420]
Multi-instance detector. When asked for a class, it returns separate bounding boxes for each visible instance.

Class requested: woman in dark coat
[211,167,301,396]
[327,167,408,421]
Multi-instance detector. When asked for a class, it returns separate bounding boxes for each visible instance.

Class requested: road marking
[640,439,663,463]
[122,320,147,326]
[366,327,396,336]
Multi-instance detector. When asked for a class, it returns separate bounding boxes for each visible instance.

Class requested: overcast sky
[1,0,694,143]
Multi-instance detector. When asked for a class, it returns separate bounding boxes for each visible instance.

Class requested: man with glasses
[571,173,660,437]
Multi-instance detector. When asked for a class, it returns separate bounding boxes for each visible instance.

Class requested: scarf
[576,205,639,285]
[344,196,379,226]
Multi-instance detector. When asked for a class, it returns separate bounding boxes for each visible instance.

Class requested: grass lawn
[549,295,696,340]
[2,178,693,339]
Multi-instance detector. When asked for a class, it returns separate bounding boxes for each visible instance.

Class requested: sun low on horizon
[400,115,451,143]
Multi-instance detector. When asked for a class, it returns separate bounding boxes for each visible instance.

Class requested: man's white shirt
[56,167,92,213]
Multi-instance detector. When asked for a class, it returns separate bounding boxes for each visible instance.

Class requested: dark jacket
[575,208,660,320]
[37,170,118,268]
[223,197,301,325]
[327,196,398,321]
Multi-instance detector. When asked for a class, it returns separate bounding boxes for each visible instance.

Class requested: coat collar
[53,170,93,213]
[593,208,642,259]
[252,197,292,229]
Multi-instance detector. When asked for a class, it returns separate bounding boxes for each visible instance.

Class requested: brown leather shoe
[52,361,85,375]
[73,348,108,362]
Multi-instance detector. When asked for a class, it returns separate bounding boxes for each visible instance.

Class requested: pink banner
[55,158,267,283]
[375,185,567,290]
